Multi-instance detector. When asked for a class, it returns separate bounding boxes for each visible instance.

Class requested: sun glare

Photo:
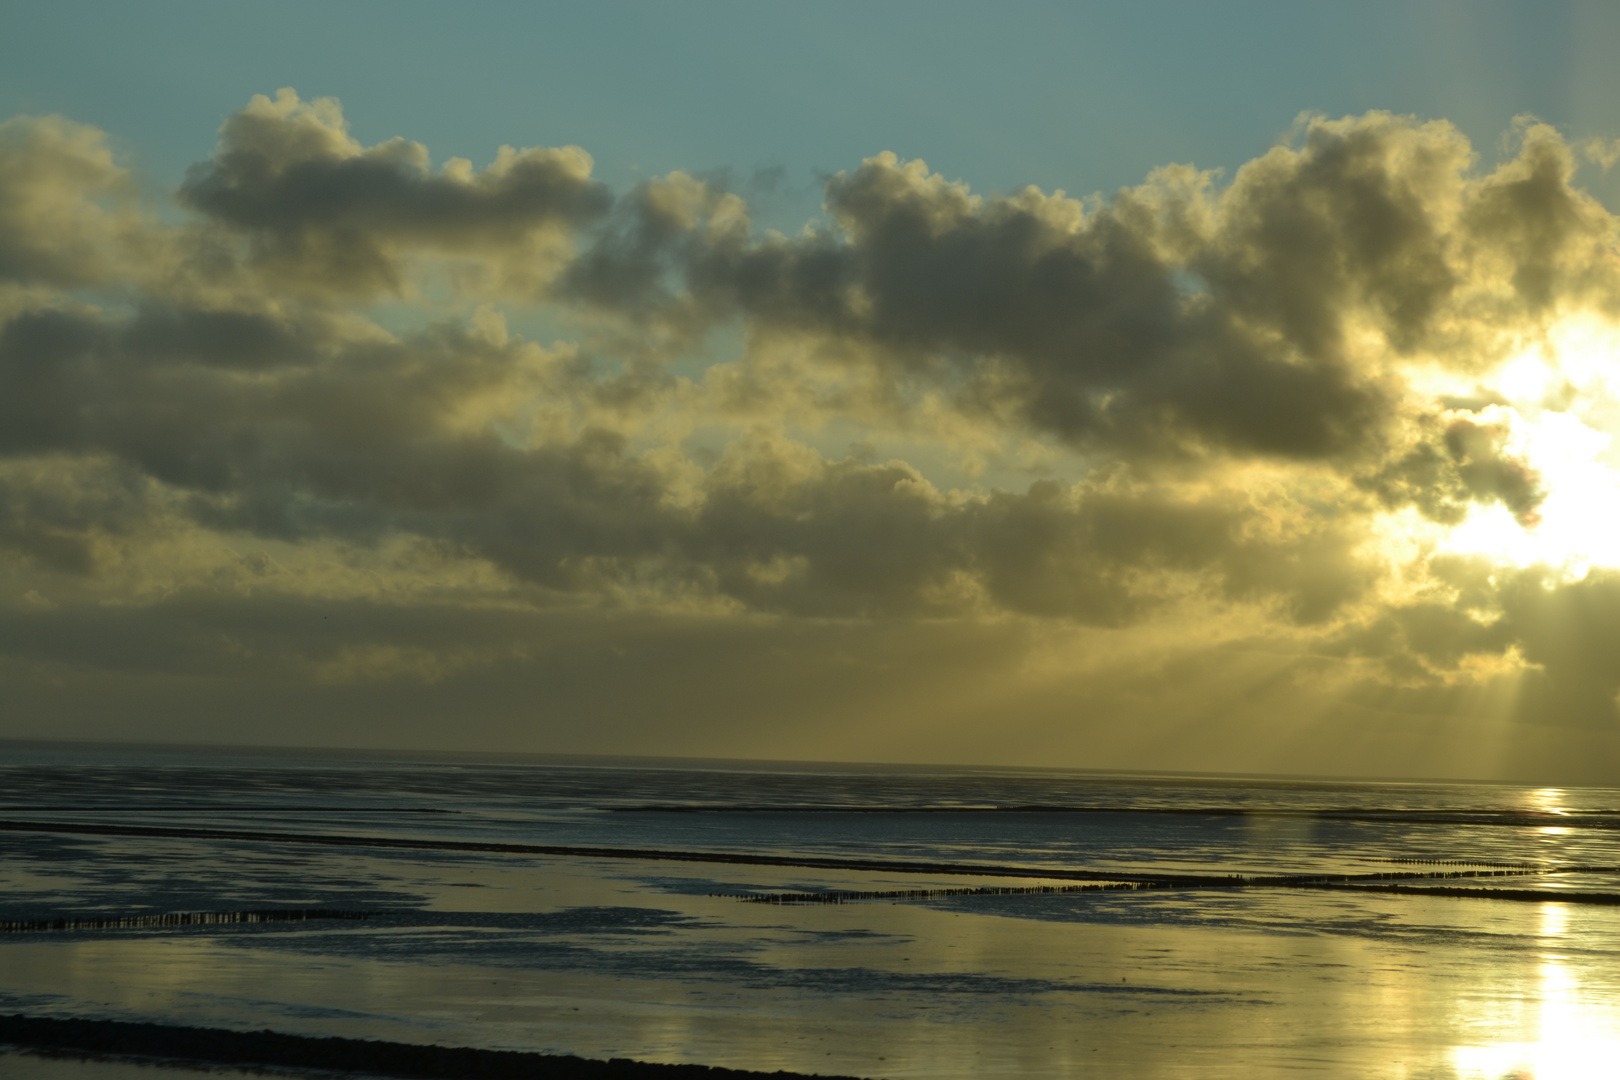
[1451,902,1620,1080]
[1419,317,1620,575]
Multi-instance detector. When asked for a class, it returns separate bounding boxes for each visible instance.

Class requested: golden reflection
[1528,788,1570,815]
[1451,902,1620,1079]
[1528,788,1573,838]
[1539,902,1568,944]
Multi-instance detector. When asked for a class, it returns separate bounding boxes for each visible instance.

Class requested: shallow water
[3,742,1620,1078]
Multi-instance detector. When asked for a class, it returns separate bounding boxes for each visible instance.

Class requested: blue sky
[6,1,1619,213]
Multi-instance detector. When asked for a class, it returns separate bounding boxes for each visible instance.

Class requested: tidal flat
[3,742,1620,1078]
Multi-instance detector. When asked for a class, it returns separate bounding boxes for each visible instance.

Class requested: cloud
[1498,568,1620,728]
[179,89,612,297]
[0,114,139,289]
[571,114,1620,471]
[1363,410,1546,526]
[3,91,1620,774]
[0,293,1369,627]
[0,454,155,574]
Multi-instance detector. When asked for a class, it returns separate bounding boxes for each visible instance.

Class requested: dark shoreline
[8,818,1620,903]
[0,1014,868,1080]
[613,804,1620,828]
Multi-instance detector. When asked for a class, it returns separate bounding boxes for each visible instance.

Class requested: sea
[2,741,1620,1079]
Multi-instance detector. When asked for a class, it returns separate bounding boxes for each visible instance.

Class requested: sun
[1424,316,1620,575]
[1440,407,1620,572]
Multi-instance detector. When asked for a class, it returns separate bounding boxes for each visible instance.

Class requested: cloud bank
[5,91,1620,777]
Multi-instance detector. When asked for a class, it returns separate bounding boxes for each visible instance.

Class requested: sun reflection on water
[1528,789,1576,839]
[1527,789,1570,816]
[1452,903,1620,1079]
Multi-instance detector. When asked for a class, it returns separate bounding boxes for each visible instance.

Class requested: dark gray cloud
[0,295,1368,626]
[551,115,1620,485]
[0,456,153,574]
[1363,413,1546,526]
[178,90,612,296]
[668,154,1393,460]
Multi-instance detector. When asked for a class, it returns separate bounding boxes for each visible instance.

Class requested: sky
[5,2,1620,782]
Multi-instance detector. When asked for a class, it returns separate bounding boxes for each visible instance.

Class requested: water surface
[2,742,1618,1078]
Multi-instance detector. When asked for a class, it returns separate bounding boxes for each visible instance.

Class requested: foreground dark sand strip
[0,806,455,813]
[0,1015,865,1080]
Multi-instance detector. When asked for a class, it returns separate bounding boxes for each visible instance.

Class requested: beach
[3,742,1620,1078]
